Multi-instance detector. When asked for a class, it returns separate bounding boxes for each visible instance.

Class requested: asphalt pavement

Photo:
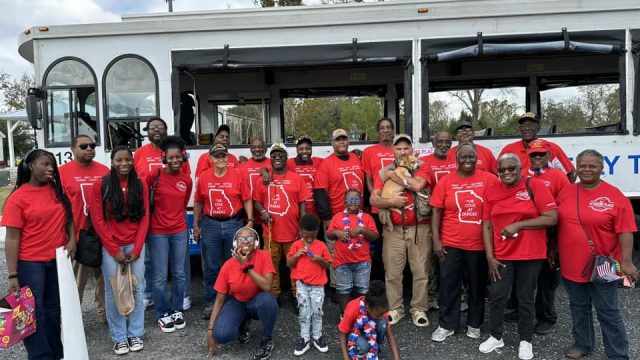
[1,253,638,360]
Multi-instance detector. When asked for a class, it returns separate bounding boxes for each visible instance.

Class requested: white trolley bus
[17,0,640,253]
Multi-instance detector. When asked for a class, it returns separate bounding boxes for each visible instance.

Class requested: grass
[0,186,13,216]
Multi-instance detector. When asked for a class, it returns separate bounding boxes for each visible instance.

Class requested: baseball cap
[296,136,313,146]
[455,121,473,132]
[215,124,231,136]
[269,142,288,155]
[209,143,228,157]
[526,139,551,155]
[393,134,412,145]
[332,129,349,141]
[519,112,540,124]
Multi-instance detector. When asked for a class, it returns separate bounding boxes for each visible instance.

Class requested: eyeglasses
[236,236,255,244]
[456,128,473,134]
[148,125,166,131]
[78,143,97,150]
[498,166,519,174]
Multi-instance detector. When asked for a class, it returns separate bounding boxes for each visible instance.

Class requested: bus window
[103,55,158,149]
[43,58,98,146]
[212,103,266,145]
[540,82,621,134]
[428,87,525,136]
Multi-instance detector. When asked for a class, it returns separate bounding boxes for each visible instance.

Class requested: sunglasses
[529,152,547,158]
[237,236,255,244]
[78,143,97,150]
[498,166,519,174]
[345,197,361,205]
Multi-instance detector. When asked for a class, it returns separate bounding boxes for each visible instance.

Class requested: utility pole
[166,0,174,12]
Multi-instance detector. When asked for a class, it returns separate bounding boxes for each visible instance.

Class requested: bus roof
[18,0,640,63]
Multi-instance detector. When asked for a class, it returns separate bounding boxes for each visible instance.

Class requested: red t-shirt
[527,167,570,199]
[147,171,193,234]
[499,139,574,175]
[430,170,498,251]
[327,211,378,268]
[195,152,239,177]
[361,144,395,214]
[483,177,557,260]
[214,249,275,302]
[253,171,312,243]
[287,157,323,217]
[1,184,69,261]
[59,160,110,238]
[287,239,332,286]
[133,143,191,181]
[557,182,637,283]
[89,177,150,257]
[373,164,431,226]
[338,296,388,334]
[314,153,364,216]
[239,159,273,226]
[194,167,250,218]
[450,144,497,175]
[418,154,457,194]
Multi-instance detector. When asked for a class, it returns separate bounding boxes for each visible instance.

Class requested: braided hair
[105,146,145,222]
[9,149,73,227]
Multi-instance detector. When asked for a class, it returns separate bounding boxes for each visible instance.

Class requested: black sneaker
[293,338,310,356]
[113,341,129,355]
[238,320,251,344]
[534,321,554,335]
[127,337,144,352]
[158,313,175,333]
[254,339,274,359]
[171,311,186,329]
[312,336,329,353]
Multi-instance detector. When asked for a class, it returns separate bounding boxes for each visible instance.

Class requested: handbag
[148,169,162,214]
[110,263,138,316]
[576,186,621,283]
[0,286,37,349]
[76,216,102,268]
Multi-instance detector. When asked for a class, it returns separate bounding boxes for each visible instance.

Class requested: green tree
[428,99,453,135]
[478,98,519,135]
[0,71,35,160]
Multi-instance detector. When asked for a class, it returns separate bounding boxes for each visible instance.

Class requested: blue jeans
[296,281,325,341]
[148,231,187,319]
[335,262,371,295]
[184,237,192,298]
[354,317,387,355]
[143,242,152,301]
[562,277,630,359]
[102,245,146,343]
[200,216,243,305]
[17,260,63,360]
[213,292,278,344]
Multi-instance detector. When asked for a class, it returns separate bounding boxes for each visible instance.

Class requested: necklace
[342,209,365,250]
[347,298,378,359]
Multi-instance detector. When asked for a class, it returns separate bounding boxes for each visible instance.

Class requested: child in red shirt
[326,190,379,314]
[287,215,332,356]
[338,280,400,360]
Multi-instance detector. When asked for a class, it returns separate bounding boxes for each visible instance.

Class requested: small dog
[378,156,419,229]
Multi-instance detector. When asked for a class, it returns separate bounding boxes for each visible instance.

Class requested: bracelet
[8,273,17,279]
[207,328,213,331]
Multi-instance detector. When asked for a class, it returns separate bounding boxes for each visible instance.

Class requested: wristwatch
[242,264,254,273]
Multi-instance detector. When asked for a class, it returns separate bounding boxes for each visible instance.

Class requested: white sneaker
[183,296,192,311]
[431,326,454,342]
[479,336,504,353]
[519,341,534,360]
[466,326,481,339]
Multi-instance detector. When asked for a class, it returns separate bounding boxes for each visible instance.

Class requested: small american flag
[596,261,623,282]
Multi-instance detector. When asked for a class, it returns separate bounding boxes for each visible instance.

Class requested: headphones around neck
[232,227,260,249]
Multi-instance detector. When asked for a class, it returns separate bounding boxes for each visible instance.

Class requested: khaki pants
[382,223,432,313]
[73,260,105,316]
[269,240,296,297]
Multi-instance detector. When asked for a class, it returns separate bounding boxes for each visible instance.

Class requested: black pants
[438,247,487,330]
[488,259,543,342]
[370,213,385,282]
[535,263,559,324]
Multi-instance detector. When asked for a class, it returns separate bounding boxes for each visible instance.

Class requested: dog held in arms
[378,155,419,230]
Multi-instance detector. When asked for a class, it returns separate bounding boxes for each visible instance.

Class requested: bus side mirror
[26,87,46,130]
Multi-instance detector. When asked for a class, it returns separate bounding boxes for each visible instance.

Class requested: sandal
[387,308,405,325]
[411,310,430,327]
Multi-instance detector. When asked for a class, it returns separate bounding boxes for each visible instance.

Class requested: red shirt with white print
[147,171,193,234]
[214,249,275,302]
[327,211,378,268]
[59,160,109,238]
[253,171,312,243]
[288,239,332,286]
[287,157,323,218]
[483,177,557,260]
[194,167,250,218]
[557,182,637,283]
[429,170,498,251]
[314,153,364,216]
[133,143,191,181]
[418,154,457,194]
[527,167,570,199]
